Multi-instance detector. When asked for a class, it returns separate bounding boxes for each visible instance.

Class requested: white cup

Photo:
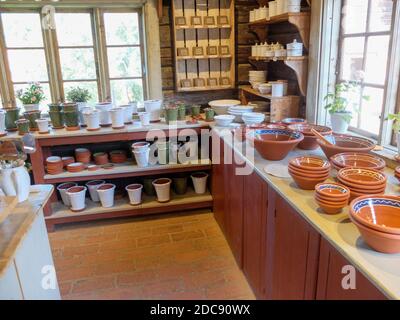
[85,110,101,131]
[95,102,113,126]
[133,148,150,168]
[66,186,87,212]
[191,172,209,194]
[35,118,49,133]
[110,107,125,129]
[96,183,116,208]
[126,184,143,205]
[152,178,172,203]
[86,180,106,202]
[57,182,78,207]
[120,104,134,124]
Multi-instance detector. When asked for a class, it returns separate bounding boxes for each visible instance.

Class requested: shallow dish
[251,129,304,161]
[350,195,400,235]
[289,156,331,172]
[315,183,350,200]
[350,215,400,254]
[331,153,386,171]
[317,134,376,159]
[338,168,387,186]
[214,115,235,127]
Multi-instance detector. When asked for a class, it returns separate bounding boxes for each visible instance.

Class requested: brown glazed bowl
[315,183,350,201]
[288,124,332,150]
[290,172,329,190]
[251,129,304,161]
[289,156,331,172]
[315,196,347,215]
[288,166,330,179]
[314,194,348,207]
[350,215,400,254]
[317,134,376,159]
[337,168,387,187]
[350,195,400,235]
[330,152,386,171]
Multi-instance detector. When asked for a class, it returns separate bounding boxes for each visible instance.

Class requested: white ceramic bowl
[208,99,241,115]
[242,112,265,125]
[229,105,255,113]
[214,115,235,127]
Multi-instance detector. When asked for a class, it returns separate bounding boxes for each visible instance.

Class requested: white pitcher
[0,164,31,203]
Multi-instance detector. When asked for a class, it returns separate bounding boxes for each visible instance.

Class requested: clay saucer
[67,162,85,173]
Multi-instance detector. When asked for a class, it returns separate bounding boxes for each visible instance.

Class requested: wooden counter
[212,126,400,300]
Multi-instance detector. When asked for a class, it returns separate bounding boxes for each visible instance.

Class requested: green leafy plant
[388,113,400,133]
[17,82,46,105]
[324,81,369,124]
[66,87,92,103]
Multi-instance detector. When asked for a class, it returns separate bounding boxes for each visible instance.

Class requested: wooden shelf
[46,188,213,226]
[248,57,308,96]
[177,85,234,92]
[43,160,212,184]
[249,12,310,50]
[240,85,299,100]
[177,55,232,60]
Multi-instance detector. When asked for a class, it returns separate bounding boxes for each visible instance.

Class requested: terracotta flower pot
[23,110,41,131]
[152,178,172,203]
[49,111,65,129]
[165,107,178,124]
[126,184,143,205]
[96,183,116,208]
[66,186,87,212]
[86,180,106,202]
[93,152,109,165]
[191,172,208,194]
[5,108,20,131]
[15,119,30,136]
[64,110,80,131]
[143,177,156,196]
[173,176,188,195]
[57,182,78,207]
[48,103,62,112]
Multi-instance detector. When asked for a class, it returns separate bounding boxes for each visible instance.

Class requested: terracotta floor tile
[50,210,255,300]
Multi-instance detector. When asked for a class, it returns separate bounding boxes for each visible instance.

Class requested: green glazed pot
[23,110,41,131]
[204,108,215,122]
[64,111,80,128]
[191,105,201,116]
[165,107,178,124]
[49,111,65,129]
[5,108,20,131]
[143,177,156,196]
[62,103,78,112]
[48,103,62,112]
[173,176,188,195]
[15,119,30,136]
[178,105,186,121]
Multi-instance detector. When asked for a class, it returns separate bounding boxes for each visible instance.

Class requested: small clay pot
[143,177,156,196]
[93,152,109,165]
[48,103,62,112]
[23,110,41,131]
[177,105,186,121]
[15,119,30,136]
[49,111,65,129]
[191,105,201,116]
[152,178,172,203]
[62,103,78,112]
[165,107,178,124]
[173,175,188,195]
[204,108,215,122]
[5,108,20,131]
[64,110,80,130]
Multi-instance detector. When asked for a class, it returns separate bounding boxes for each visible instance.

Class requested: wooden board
[0,196,18,225]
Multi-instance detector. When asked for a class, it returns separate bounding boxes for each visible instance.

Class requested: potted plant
[16,82,46,112]
[66,87,93,125]
[324,81,369,134]
[388,113,400,154]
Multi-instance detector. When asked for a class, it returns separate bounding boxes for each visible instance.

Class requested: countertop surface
[0,185,53,278]
[0,119,210,141]
[212,125,400,300]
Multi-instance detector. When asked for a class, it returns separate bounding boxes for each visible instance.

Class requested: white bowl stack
[242,112,265,125]
[228,105,255,123]
[214,115,235,127]
[249,70,267,89]
[208,99,241,115]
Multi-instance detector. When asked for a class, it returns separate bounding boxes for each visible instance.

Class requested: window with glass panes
[0,7,146,110]
[337,0,394,138]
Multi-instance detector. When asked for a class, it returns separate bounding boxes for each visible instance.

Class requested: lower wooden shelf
[45,188,213,226]
[240,85,299,100]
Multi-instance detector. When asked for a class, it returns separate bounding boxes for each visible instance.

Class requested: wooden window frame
[0,4,149,108]
[336,0,399,145]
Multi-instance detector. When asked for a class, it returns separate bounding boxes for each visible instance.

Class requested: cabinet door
[224,155,245,268]
[243,171,268,299]
[269,193,320,300]
[317,238,387,300]
[0,263,24,300]
[211,132,226,234]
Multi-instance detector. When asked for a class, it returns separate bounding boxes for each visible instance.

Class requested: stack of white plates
[242,112,265,125]
[228,105,255,123]
[249,70,267,86]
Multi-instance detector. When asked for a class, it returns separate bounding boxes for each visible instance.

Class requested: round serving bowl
[337,168,387,187]
[315,196,348,215]
[290,172,329,190]
[288,166,330,178]
[251,129,304,161]
[350,195,400,235]
[208,99,241,115]
[315,183,350,201]
[317,134,376,159]
[282,118,307,126]
[349,215,400,254]
[289,156,331,172]
[288,124,333,150]
[214,115,235,127]
[331,153,386,171]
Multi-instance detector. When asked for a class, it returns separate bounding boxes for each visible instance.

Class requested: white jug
[0,164,31,203]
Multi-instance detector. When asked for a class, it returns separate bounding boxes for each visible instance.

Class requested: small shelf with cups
[46,188,212,226]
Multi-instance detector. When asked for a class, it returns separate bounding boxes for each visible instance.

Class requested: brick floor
[48,210,255,300]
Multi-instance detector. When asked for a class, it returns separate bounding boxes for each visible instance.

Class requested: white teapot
[0,163,31,203]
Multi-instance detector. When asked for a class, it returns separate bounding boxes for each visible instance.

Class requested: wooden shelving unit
[46,189,213,227]
[172,0,235,92]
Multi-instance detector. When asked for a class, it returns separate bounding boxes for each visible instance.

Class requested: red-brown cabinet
[316,238,386,300]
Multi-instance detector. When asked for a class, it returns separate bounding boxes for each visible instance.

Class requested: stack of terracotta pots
[110,150,128,164]
[350,195,400,254]
[62,156,75,168]
[288,156,331,190]
[75,148,91,164]
[93,152,109,165]
[46,156,64,175]
[314,182,350,214]
[66,162,85,173]
[337,168,387,201]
